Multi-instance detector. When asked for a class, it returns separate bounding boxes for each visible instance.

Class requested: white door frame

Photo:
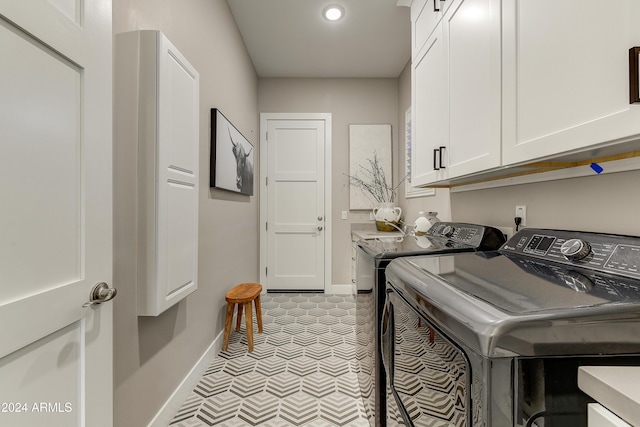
[259,113,332,292]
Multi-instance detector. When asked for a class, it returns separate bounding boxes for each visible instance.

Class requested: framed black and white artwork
[348,124,392,210]
[210,108,254,196]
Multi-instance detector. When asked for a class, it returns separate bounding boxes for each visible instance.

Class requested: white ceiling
[226,0,411,78]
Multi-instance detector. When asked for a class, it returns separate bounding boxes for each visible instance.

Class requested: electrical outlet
[341,210,348,220]
[515,205,527,227]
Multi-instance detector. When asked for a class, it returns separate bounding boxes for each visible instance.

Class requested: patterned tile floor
[170,294,372,427]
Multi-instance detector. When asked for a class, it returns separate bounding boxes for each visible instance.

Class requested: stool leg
[236,303,243,332]
[244,301,254,352]
[222,302,234,351]
[254,295,263,333]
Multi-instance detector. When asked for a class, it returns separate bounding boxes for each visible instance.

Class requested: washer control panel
[425,222,506,250]
[502,228,640,279]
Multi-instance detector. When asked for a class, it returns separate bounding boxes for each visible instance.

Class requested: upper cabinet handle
[630,47,640,104]
[439,146,446,169]
[433,0,440,12]
[433,148,440,170]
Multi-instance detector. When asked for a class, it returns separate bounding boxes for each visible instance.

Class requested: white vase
[373,202,402,232]
[413,211,441,235]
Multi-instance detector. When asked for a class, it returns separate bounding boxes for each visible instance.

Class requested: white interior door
[261,114,331,292]
[0,1,113,426]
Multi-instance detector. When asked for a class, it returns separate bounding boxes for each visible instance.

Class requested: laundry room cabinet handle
[439,146,446,169]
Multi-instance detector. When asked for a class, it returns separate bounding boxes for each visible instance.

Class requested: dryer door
[384,288,472,427]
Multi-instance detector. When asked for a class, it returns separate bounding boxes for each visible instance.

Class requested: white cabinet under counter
[115,30,200,316]
[588,404,631,427]
[579,366,640,427]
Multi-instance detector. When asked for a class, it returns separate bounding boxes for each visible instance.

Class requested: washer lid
[387,252,640,357]
[358,235,475,258]
[406,252,640,314]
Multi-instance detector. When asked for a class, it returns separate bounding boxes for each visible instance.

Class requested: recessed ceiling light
[323,5,344,21]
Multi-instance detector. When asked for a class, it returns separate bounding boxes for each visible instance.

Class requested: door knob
[83,282,118,308]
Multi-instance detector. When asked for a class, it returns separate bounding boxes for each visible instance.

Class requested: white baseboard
[147,330,223,427]
[330,283,355,295]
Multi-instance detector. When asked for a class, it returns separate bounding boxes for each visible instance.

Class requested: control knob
[560,238,591,261]
[442,225,455,238]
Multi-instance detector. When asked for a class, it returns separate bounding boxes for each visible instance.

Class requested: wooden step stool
[222,283,263,352]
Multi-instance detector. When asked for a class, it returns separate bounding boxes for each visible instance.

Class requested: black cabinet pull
[433,148,439,170]
[433,0,440,12]
[630,47,640,104]
[439,146,446,169]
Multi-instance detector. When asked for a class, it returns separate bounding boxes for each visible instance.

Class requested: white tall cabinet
[115,31,200,316]
[410,0,501,187]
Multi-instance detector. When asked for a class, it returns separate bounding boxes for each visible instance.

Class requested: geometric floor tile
[237,391,279,425]
[169,294,370,427]
[301,372,337,398]
[265,372,301,398]
[194,372,234,398]
[197,391,242,425]
[280,391,320,425]
[319,392,364,427]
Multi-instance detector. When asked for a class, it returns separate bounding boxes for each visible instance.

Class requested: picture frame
[210,108,254,195]
[349,124,392,210]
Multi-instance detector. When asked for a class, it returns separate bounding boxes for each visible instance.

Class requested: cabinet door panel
[503,0,640,165]
[413,0,454,56]
[412,25,448,186]
[446,0,501,177]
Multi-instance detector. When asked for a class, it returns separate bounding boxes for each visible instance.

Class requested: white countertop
[578,366,640,426]
[351,223,403,241]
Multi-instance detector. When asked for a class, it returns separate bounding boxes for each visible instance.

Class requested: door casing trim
[259,113,332,293]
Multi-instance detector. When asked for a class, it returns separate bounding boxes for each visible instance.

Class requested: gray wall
[112,1,259,425]
[450,170,640,236]
[258,78,401,285]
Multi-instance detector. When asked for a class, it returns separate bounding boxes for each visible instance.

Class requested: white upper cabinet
[410,0,501,187]
[409,0,640,186]
[445,0,501,177]
[412,0,454,55]
[412,24,448,186]
[502,0,640,165]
